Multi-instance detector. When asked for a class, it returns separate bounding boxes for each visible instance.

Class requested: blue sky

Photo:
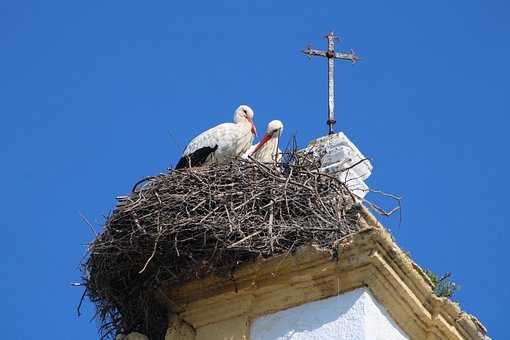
[1,1,509,339]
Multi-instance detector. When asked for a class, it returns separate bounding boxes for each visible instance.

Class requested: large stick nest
[81,154,366,340]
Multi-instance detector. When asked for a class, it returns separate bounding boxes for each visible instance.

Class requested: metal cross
[303,32,360,135]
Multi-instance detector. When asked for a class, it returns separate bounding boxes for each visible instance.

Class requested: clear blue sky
[1,1,508,339]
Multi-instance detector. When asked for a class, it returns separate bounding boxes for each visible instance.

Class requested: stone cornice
[163,215,487,340]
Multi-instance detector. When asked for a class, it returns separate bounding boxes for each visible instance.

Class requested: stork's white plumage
[175,105,257,169]
[244,120,283,163]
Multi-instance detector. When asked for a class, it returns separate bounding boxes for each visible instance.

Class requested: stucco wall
[250,287,408,340]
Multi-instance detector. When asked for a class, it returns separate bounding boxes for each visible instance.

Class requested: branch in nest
[79,150,400,340]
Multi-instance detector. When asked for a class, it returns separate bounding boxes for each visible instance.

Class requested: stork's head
[234,105,257,135]
[265,120,284,137]
[252,120,284,155]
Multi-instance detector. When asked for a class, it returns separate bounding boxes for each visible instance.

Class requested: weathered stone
[304,132,373,198]
[162,213,487,340]
[116,332,148,340]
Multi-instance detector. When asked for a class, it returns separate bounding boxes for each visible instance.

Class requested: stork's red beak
[247,117,257,136]
[252,133,271,155]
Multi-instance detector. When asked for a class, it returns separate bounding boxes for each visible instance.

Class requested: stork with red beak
[175,105,257,169]
[244,120,284,163]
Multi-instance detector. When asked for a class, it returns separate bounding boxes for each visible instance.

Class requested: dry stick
[368,188,403,226]
[173,234,181,258]
[320,161,400,220]
[76,287,87,317]
[269,203,275,253]
[283,167,293,214]
[363,199,400,217]
[199,206,219,223]
[266,168,315,192]
[316,171,358,202]
[131,176,156,192]
[139,231,159,274]
[139,246,157,274]
[79,211,98,236]
[82,155,400,340]
[232,192,263,211]
[227,230,263,248]
[225,205,234,233]
[340,157,371,174]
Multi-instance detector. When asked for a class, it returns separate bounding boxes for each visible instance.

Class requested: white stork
[244,120,284,163]
[175,105,257,169]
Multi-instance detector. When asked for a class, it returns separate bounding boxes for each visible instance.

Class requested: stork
[244,120,284,163]
[175,105,257,169]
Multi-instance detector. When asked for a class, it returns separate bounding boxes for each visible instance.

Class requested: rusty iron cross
[303,32,360,135]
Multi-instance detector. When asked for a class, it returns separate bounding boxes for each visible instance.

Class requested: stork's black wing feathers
[175,145,218,169]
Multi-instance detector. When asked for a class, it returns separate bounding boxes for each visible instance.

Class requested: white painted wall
[250,288,408,340]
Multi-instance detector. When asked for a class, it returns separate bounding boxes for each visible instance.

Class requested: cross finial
[303,32,360,135]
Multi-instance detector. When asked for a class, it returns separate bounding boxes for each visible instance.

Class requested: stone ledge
[162,218,487,340]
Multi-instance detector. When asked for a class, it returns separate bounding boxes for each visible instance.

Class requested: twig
[79,212,97,236]
[77,288,88,317]
[80,148,401,340]
[227,231,262,248]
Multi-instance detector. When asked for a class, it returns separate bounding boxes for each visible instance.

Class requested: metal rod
[302,32,359,136]
[327,33,336,135]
